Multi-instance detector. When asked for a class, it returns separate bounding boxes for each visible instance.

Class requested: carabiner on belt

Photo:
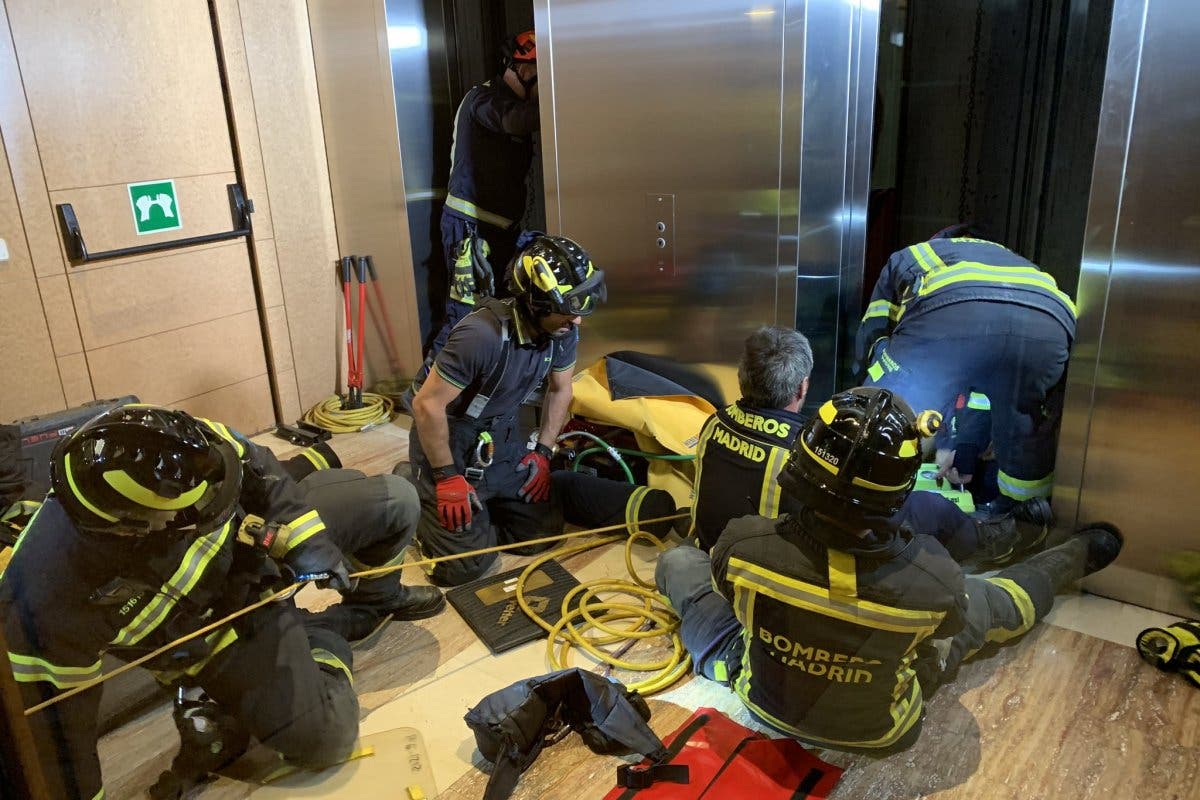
[465,431,495,483]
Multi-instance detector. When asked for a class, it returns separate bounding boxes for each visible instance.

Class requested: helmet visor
[562,269,606,316]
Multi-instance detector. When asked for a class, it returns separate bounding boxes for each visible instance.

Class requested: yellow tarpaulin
[569,358,737,507]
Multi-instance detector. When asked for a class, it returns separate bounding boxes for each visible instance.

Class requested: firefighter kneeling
[655,387,1123,753]
[1,406,443,799]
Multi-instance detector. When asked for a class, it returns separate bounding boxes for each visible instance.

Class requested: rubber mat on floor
[447,559,580,654]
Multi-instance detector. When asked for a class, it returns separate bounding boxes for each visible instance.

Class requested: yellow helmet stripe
[799,438,840,477]
[818,401,837,424]
[103,470,209,510]
[850,475,910,492]
[898,438,919,457]
[63,453,119,522]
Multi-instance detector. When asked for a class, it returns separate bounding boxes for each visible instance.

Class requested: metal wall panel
[535,0,878,389]
[1056,0,1200,614]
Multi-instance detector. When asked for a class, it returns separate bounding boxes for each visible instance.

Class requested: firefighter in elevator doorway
[854,224,1076,515]
[432,29,541,357]
[654,386,1122,753]
[0,405,443,799]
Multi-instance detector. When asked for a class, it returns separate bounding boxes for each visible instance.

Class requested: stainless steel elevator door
[537,1,788,368]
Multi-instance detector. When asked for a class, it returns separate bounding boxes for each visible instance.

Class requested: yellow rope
[303,393,394,433]
[515,526,691,695]
[24,513,688,717]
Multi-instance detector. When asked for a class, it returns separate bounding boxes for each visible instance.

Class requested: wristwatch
[431,464,460,481]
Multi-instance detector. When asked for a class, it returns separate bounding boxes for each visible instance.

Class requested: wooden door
[4,0,275,433]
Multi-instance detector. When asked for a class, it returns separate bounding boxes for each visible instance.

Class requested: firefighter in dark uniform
[0,406,443,799]
[407,234,607,586]
[691,326,1043,567]
[655,387,1122,752]
[855,225,1076,512]
[432,30,540,356]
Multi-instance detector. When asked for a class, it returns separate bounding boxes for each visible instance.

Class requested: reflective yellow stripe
[102,470,208,510]
[862,299,901,322]
[445,193,514,229]
[8,652,103,688]
[827,550,857,598]
[311,647,354,684]
[93,789,106,800]
[909,242,944,273]
[850,474,910,492]
[917,261,1077,316]
[284,510,326,551]
[301,448,330,471]
[801,438,840,474]
[690,415,722,538]
[997,470,1054,501]
[151,625,239,682]
[967,392,991,411]
[63,453,119,523]
[111,519,234,647]
[2,500,45,569]
[758,447,788,518]
[198,418,245,457]
[727,558,944,634]
[983,578,1036,642]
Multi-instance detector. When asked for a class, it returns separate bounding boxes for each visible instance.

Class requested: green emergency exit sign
[128,179,182,235]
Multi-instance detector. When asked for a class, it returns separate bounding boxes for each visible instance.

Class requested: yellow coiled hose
[303,393,394,433]
[515,528,692,695]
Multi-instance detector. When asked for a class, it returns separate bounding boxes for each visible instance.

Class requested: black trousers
[865,302,1070,502]
[551,470,680,537]
[190,469,422,767]
[408,415,563,586]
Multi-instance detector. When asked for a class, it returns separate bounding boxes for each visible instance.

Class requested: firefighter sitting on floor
[654,386,1123,752]
[0,405,442,799]
[690,325,1048,568]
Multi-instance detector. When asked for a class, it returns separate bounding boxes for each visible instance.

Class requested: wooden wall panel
[0,1,67,281]
[86,310,266,408]
[56,353,94,407]
[307,0,424,381]
[0,129,65,419]
[177,372,274,435]
[275,369,302,429]
[211,0,274,243]
[48,173,240,267]
[35,274,83,356]
[263,304,294,374]
[5,0,233,190]
[68,242,257,350]
[232,0,341,412]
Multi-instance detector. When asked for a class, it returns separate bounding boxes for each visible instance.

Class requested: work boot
[305,586,445,646]
[971,497,1054,570]
[1020,522,1124,592]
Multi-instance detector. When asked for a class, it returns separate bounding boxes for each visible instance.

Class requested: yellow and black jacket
[690,401,806,551]
[855,237,1077,372]
[0,424,338,800]
[711,512,967,751]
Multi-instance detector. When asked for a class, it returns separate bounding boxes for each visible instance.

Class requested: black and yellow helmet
[506,235,606,319]
[49,405,241,535]
[778,387,922,519]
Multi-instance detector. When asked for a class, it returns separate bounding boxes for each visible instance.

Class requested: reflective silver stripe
[726,558,943,633]
[111,520,233,647]
[284,511,326,551]
[9,652,103,688]
[758,447,788,518]
[445,193,515,229]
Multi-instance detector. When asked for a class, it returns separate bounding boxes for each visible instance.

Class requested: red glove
[517,444,553,504]
[436,473,479,532]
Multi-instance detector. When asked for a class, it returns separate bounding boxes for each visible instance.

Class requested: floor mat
[446,559,581,654]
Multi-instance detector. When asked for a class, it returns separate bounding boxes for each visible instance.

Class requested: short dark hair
[738,326,813,409]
